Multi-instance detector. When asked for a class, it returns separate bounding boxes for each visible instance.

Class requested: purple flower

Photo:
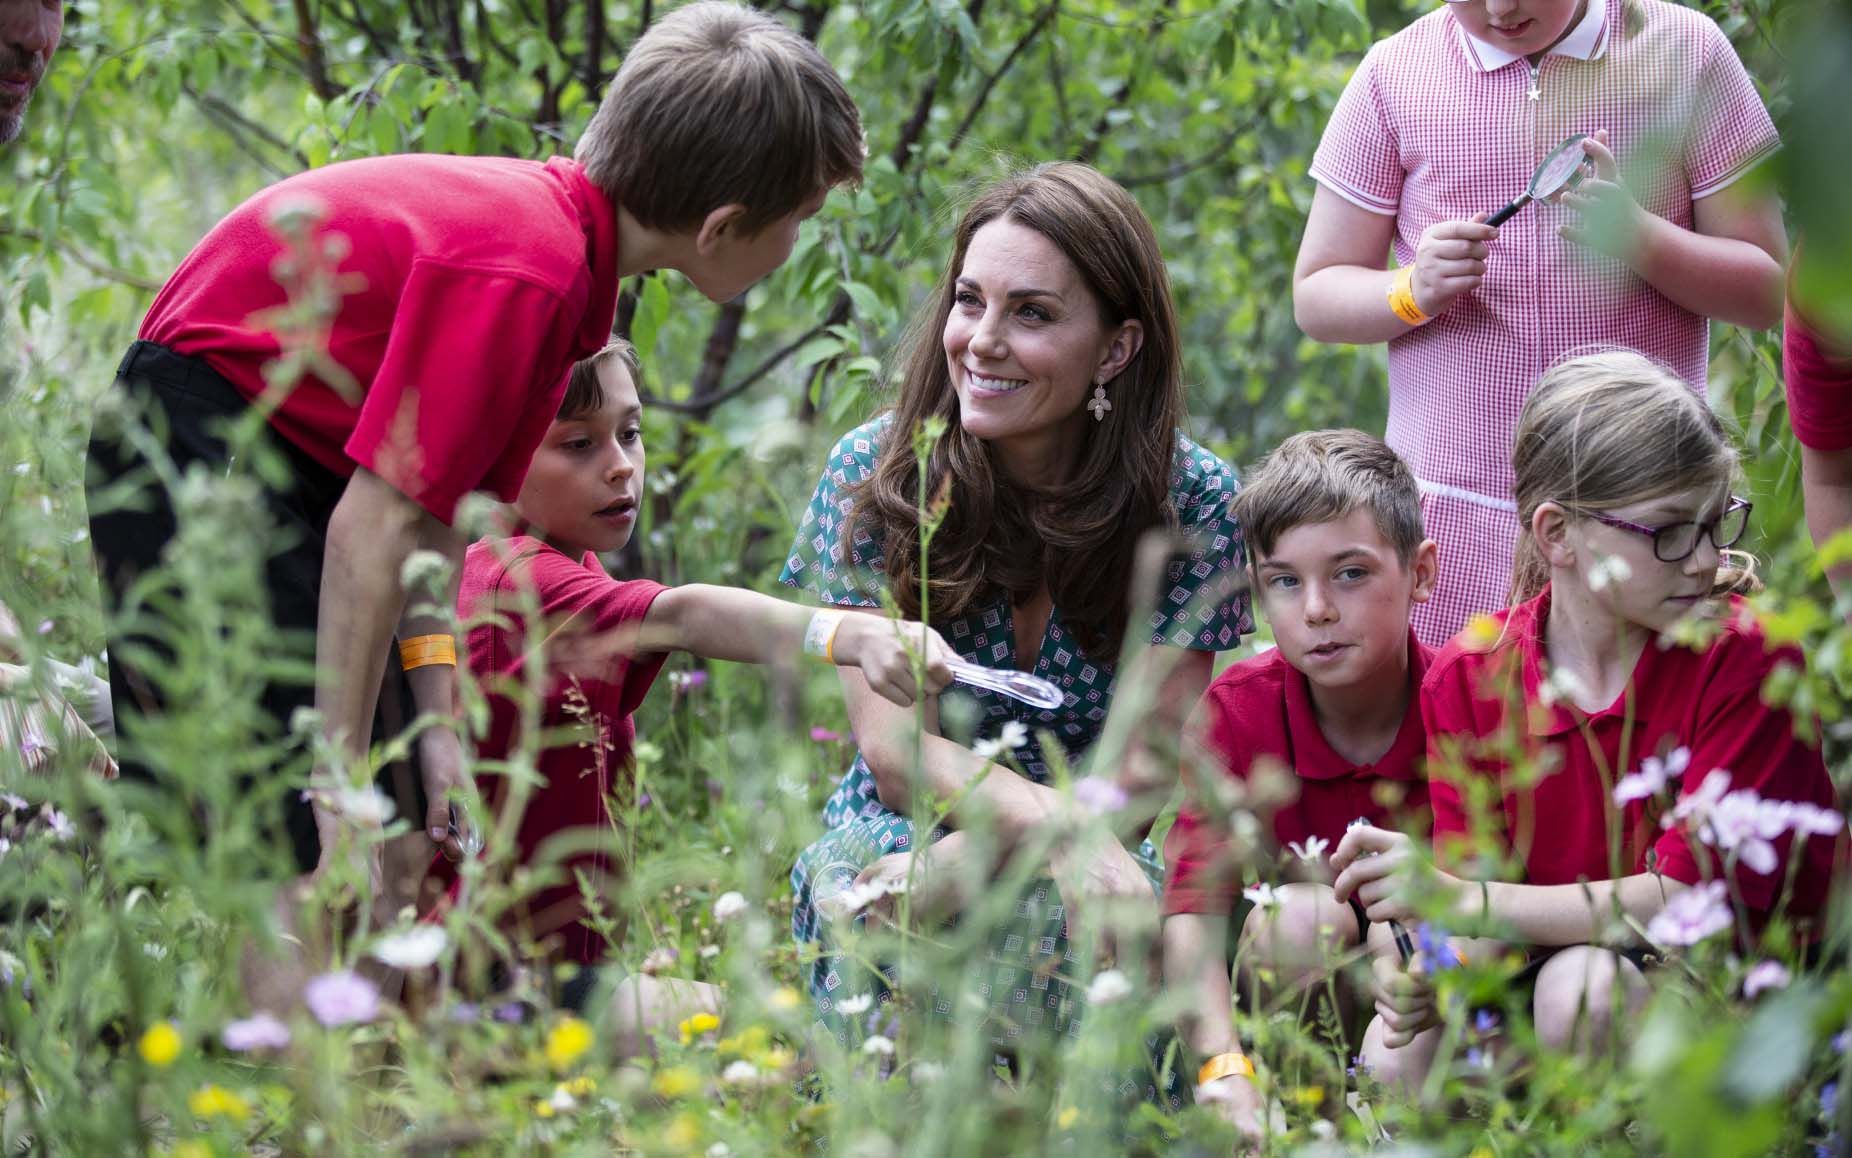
[1472,1009,1500,1037]
[1823,1080,1838,1120]
[1072,777,1128,816]
[222,1011,293,1051]
[303,970,381,1027]
[1415,924,1463,969]
[494,1002,527,1024]
[1741,960,1791,1000]
[1346,1054,1370,1079]
[449,1002,481,1023]
[810,727,843,743]
[638,792,653,809]
[1645,880,1733,947]
[1832,1029,1848,1055]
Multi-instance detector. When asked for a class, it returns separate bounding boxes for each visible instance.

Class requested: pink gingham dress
[1308,0,1779,645]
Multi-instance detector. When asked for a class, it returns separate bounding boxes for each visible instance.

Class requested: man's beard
[0,109,24,146]
[0,50,40,145]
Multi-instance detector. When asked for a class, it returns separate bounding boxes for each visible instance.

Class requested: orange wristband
[1198,1052,1256,1086]
[398,634,456,671]
[1387,265,1433,327]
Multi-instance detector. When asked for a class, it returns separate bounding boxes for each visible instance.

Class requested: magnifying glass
[1486,134,1593,227]
[945,657,1065,710]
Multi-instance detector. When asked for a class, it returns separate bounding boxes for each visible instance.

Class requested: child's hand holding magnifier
[1409,214,1499,319]
[1558,130,1647,260]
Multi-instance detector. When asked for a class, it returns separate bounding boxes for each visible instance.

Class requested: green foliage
[2,0,1849,1154]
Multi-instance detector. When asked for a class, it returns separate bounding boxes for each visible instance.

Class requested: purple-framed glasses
[1580,496,1753,563]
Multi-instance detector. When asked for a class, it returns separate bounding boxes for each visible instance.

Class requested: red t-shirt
[141,155,622,523]
[1425,588,1842,926]
[1162,634,1434,917]
[1784,299,1852,453]
[449,535,667,964]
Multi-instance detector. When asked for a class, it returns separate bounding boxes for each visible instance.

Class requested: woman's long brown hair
[846,163,1185,660]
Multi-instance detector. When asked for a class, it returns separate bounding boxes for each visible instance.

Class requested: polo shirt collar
[1281,629,1429,781]
[1517,585,1675,737]
[1454,0,1611,73]
[548,156,622,358]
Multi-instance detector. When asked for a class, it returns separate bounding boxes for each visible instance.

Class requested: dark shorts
[1508,943,1659,994]
[86,340,427,875]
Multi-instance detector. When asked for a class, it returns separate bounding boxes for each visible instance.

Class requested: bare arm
[398,514,467,857]
[1163,912,1240,1059]
[1801,445,1852,599]
[317,468,423,766]
[637,590,953,707]
[1563,135,1787,329]
[1477,874,1688,948]
[1107,646,1213,841]
[842,665,1061,846]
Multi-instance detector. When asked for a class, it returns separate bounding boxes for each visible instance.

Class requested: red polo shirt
[141,155,622,523]
[443,535,667,964]
[1162,634,1434,916]
[1425,588,1841,924]
[1784,298,1852,453]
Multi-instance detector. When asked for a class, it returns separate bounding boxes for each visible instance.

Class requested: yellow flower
[138,1022,183,1068]
[718,1024,770,1058]
[187,1084,251,1122]
[769,987,800,1011]
[1287,1085,1326,1108]
[544,1016,594,1071]
[664,1112,700,1149]
[533,1099,555,1119]
[652,1065,701,1099]
[561,1075,596,1098]
[677,1012,721,1044]
[760,1046,796,1072]
[1056,1106,1078,1130]
[1462,613,1502,651]
[1468,1149,1494,1158]
[169,1142,213,1158]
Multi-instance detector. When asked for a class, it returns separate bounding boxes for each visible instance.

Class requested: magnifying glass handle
[1485,196,1528,228]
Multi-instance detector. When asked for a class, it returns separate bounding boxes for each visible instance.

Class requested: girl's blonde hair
[1509,348,1758,604]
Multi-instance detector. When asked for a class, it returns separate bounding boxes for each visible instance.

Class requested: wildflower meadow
[4,1,1852,1155]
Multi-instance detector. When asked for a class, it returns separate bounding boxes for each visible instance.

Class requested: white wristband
[803,609,845,662]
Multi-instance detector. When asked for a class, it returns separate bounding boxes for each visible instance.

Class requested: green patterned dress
[781,416,1251,1099]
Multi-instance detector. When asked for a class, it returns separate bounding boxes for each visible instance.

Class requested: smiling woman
[779,163,1253,1102]
[0,0,64,146]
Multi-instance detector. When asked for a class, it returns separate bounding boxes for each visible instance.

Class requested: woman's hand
[849,830,985,928]
[836,614,956,708]
[1411,215,1498,317]
[1330,825,1464,925]
[1196,1071,1268,1150]
[1051,833,1158,968]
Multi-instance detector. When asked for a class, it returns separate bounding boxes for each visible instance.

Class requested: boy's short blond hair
[576,1,864,234]
[1233,430,1426,566]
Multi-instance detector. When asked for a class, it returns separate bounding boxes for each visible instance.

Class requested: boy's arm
[397,511,467,859]
[313,469,434,870]
[1163,912,1242,1060]
[1474,875,1688,948]
[635,586,953,707]
[1562,134,1786,330]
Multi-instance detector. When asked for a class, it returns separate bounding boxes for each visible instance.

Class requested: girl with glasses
[1326,349,1842,1090]
[1291,0,1788,647]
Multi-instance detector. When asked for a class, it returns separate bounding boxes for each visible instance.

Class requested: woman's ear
[1094,319,1144,385]
[1533,502,1576,570]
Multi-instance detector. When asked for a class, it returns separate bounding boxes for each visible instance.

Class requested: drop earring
[1087,381,1112,422]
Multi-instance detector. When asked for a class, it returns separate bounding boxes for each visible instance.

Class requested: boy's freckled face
[1253,510,1430,692]
[515,360,645,559]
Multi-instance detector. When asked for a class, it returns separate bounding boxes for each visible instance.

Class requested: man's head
[0,0,62,146]
[1233,430,1437,692]
[575,1,863,301]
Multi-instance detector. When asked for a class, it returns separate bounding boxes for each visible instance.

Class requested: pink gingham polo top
[1309,0,1778,645]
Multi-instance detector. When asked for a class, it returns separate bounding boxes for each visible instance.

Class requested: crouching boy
[1161,430,1438,1140]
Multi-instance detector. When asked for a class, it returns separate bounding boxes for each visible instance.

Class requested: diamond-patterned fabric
[779,416,1251,1086]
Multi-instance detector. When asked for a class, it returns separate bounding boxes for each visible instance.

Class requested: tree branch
[1074,0,1175,166]
[291,0,339,101]
[582,0,606,97]
[948,1,1058,153]
[1116,114,1258,188]
[642,297,852,416]
[0,225,163,293]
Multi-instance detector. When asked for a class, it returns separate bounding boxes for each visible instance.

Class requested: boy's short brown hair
[576,1,864,234]
[1233,429,1426,566]
[559,339,643,420]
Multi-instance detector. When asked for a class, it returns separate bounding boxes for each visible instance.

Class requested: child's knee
[1243,883,1361,983]
[1531,947,1642,1052]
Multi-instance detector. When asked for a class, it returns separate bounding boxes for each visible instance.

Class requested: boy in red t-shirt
[86,2,864,921]
[1161,429,1438,1141]
[448,340,953,1037]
